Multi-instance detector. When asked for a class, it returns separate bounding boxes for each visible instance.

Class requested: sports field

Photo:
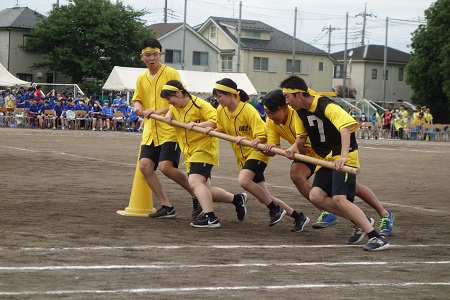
[1,127,450,299]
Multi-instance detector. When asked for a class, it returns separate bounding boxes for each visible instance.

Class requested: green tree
[23,0,150,84]
[406,0,450,123]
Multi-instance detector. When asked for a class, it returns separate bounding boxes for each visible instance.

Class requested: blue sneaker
[312,211,338,229]
[379,210,394,236]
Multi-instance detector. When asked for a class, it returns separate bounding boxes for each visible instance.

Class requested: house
[149,17,335,97]
[331,45,412,103]
[0,7,51,83]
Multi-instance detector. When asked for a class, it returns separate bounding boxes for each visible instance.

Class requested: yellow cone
[117,153,156,217]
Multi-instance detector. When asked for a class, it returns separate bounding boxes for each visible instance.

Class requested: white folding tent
[102,66,258,96]
[0,62,31,87]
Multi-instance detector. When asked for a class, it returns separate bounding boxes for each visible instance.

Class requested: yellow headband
[214,83,241,101]
[282,87,316,95]
[162,84,180,92]
[141,47,161,55]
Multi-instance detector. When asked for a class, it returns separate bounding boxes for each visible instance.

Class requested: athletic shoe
[190,215,220,228]
[148,206,177,219]
[291,213,310,232]
[235,193,248,221]
[269,206,286,227]
[380,210,394,236]
[191,197,203,220]
[347,217,375,245]
[363,236,390,251]
[312,211,339,229]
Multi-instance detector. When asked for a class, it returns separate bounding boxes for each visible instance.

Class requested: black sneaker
[347,217,375,244]
[148,206,177,219]
[269,205,286,227]
[291,213,310,232]
[191,197,203,220]
[190,215,220,228]
[235,193,248,221]
[363,236,389,251]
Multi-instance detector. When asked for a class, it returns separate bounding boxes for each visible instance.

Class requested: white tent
[102,66,258,95]
[0,62,31,87]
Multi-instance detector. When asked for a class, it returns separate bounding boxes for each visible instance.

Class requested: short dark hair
[263,90,286,112]
[139,37,162,53]
[279,76,310,97]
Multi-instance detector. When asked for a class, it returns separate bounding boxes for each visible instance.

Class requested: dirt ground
[1,127,450,299]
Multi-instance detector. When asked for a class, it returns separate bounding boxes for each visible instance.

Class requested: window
[193,51,208,65]
[286,59,301,73]
[300,60,310,74]
[210,26,216,38]
[334,65,343,78]
[253,57,269,71]
[221,56,233,72]
[165,49,181,64]
[384,70,389,80]
[372,69,377,79]
[398,68,404,81]
[17,73,32,82]
[244,31,261,38]
[319,61,324,71]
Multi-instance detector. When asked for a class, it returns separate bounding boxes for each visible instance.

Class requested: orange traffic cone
[117,152,156,217]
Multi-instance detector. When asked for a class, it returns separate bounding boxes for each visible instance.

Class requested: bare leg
[158,160,195,197]
[238,169,271,205]
[189,174,213,212]
[139,158,171,206]
[356,182,389,217]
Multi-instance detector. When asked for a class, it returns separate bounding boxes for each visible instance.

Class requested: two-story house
[332,45,412,103]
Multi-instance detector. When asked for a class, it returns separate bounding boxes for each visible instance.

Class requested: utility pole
[181,0,187,70]
[355,3,376,46]
[164,0,168,23]
[343,13,349,98]
[382,17,388,107]
[237,1,242,72]
[323,25,339,54]
[291,7,297,75]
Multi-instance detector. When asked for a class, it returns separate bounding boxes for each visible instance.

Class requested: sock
[232,194,241,206]
[367,230,381,239]
[205,212,216,219]
[290,210,301,219]
[267,201,278,211]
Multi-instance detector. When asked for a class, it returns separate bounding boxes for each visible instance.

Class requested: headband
[141,47,161,55]
[162,84,180,92]
[282,87,316,95]
[214,83,241,101]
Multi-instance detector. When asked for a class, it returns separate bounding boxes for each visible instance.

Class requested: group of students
[354,104,434,140]
[130,37,394,252]
[1,87,144,131]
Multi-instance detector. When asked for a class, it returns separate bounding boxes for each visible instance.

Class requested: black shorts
[292,160,316,179]
[382,123,391,130]
[188,163,213,180]
[242,159,266,183]
[139,142,181,170]
[312,167,356,202]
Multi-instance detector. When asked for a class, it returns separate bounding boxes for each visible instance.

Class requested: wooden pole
[149,114,360,175]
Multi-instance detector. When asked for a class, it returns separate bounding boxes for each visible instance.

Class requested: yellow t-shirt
[169,97,219,172]
[5,96,15,108]
[217,101,269,169]
[265,106,316,158]
[132,64,181,146]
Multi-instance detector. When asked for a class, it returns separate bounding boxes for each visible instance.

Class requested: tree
[406,0,450,123]
[23,0,150,84]
[334,85,357,99]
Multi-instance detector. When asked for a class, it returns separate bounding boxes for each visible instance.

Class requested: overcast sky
[2,0,433,53]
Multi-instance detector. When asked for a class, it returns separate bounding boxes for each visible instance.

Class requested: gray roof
[146,23,183,38]
[208,16,328,56]
[331,45,410,63]
[0,7,44,29]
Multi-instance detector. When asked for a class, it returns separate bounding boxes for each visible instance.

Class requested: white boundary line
[1,282,450,296]
[1,260,450,271]
[13,243,450,252]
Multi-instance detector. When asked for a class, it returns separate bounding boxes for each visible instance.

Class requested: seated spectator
[75,100,89,129]
[27,98,40,128]
[101,100,114,130]
[3,88,16,127]
[358,112,370,139]
[111,94,121,112]
[90,99,103,131]
[37,100,52,129]
[392,114,405,139]
[126,103,143,132]
[62,98,75,130]
[52,99,64,129]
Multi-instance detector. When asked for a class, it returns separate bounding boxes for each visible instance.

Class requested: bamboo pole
[149,114,359,175]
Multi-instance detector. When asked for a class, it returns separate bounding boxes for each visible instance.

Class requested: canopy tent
[102,66,258,96]
[0,62,31,87]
